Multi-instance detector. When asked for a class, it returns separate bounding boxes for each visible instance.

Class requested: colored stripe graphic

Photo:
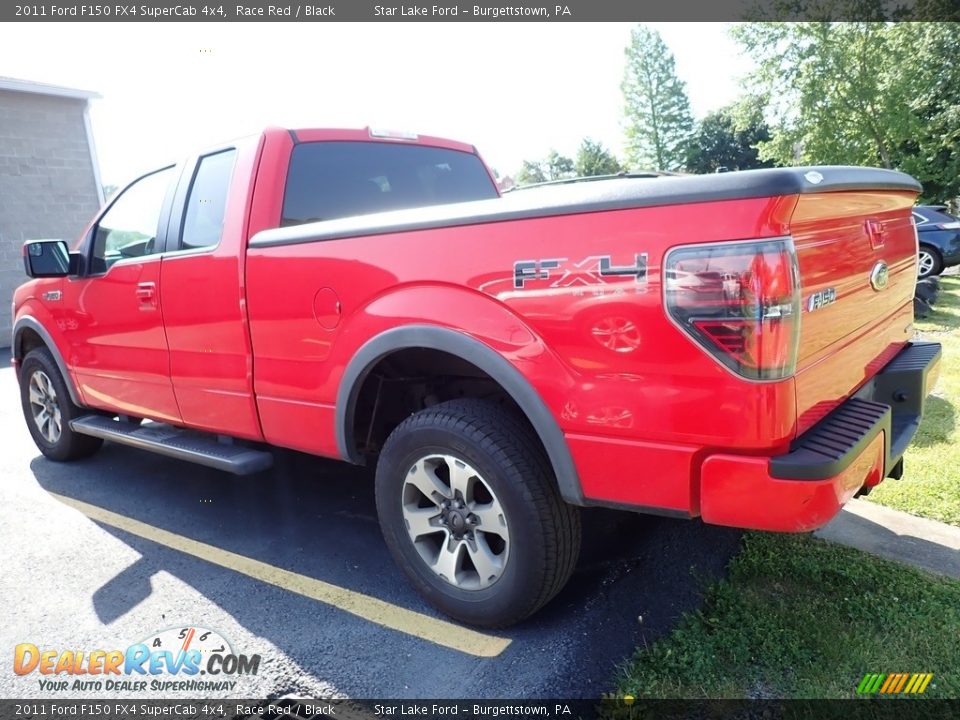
[880,674,897,693]
[894,673,909,693]
[858,673,886,694]
[858,672,933,694]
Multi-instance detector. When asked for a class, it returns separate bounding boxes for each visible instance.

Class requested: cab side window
[281,141,498,227]
[180,149,237,250]
[91,166,175,273]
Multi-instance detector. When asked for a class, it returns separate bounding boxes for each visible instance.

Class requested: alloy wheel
[28,370,62,444]
[401,454,510,590]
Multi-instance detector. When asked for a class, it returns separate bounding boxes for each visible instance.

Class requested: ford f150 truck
[13,127,941,627]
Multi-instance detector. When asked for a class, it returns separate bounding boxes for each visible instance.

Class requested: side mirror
[23,239,80,278]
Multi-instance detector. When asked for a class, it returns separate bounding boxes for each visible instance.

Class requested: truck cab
[14,128,499,440]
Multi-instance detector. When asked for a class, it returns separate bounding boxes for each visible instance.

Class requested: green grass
[615,281,960,699]
[616,532,960,699]
[868,273,960,526]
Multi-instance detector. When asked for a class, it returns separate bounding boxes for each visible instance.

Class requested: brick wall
[0,89,101,345]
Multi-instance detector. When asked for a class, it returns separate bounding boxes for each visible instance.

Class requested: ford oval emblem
[804,170,824,185]
[870,261,890,291]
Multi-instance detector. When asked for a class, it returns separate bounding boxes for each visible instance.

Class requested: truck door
[61,166,182,423]
[158,143,263,440]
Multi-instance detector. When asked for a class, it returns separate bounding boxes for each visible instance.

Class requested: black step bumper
[770,342,942,481]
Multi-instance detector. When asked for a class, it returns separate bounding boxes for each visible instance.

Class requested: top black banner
[5,0,960,22]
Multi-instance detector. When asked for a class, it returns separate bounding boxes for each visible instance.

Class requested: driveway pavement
[815,498,960,579]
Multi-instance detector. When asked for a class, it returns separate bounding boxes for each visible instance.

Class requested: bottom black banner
[4,699,959,720]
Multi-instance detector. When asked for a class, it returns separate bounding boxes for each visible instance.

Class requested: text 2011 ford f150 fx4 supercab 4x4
[13,127,941,627]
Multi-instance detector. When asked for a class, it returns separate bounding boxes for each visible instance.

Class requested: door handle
[136,281,157,308]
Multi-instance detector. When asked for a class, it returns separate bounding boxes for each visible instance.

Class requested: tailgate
[791,188,920,434]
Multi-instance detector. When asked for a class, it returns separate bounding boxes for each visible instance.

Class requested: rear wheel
[918,245,943,278]
[375,399,581,627]
[19,348,103,461]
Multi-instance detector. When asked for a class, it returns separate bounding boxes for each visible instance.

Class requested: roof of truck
[287,127,479,155]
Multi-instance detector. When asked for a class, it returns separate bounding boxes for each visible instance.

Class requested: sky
[0,22,753,186]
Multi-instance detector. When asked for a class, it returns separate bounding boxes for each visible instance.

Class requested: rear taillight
[664,237,801,381]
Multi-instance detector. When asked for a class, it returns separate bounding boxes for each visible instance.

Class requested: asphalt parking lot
[0,349,743,700]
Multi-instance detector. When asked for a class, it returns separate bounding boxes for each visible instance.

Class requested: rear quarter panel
[245,194,800,511]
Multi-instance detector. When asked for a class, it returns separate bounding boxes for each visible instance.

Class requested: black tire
[19,348,103,462]
[375,398,581,628]
[918,245,943,278]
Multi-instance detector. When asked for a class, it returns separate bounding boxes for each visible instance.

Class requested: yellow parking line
[50,492,511,658]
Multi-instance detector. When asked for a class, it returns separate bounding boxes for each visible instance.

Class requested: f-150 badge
[807,287,837,311]
[513,254,648,289]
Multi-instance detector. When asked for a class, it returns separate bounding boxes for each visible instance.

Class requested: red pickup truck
[13,127,941,627]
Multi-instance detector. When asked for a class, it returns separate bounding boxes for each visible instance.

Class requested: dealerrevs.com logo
[13,626,261,693]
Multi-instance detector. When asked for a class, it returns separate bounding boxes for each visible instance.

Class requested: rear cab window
[179,149,237,250]
[281,141,498,227]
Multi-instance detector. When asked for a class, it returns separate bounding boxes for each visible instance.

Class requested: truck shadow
[912,273,958,447]
[924,275,960,326]
[912,394,955,448]
[28,442,743,698]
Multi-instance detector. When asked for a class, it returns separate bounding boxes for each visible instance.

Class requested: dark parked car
[913,205,960,278]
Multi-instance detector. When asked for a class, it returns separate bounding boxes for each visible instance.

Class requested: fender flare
[335,324,585,505]
[12,315,84,407]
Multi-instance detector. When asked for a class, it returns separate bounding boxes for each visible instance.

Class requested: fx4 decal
[513,254,648,290]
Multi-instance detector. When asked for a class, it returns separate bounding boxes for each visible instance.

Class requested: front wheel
[19,348,103,461]
[375,399,581,628]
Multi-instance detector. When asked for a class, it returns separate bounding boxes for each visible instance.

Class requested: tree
[685,97,773,174]
[622,25,694,171]
[516,160,547,185]
[545,150,575,180]
[733,23,901,168]
[515,150,575,185]
[889,23,960,203]
[732,22,960,203]
[574,138,623,177]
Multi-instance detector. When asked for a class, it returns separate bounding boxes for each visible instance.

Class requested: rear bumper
[700,342,942,532]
